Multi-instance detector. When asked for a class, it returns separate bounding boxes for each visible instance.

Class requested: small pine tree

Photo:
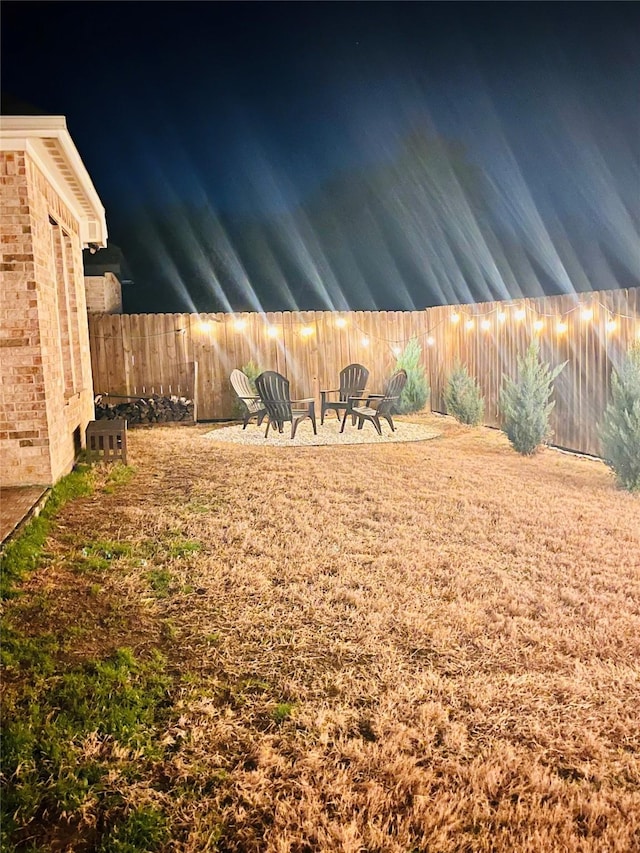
[241,360,262,389]
[600,342,640,492]
[499,342,566,455]
[232,360,263,419]
[444,362,484,426]
[394,338,430,414]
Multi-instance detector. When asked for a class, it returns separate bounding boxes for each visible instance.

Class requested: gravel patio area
[203,416,441,446]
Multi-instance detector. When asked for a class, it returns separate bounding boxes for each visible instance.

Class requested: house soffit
[0,116,108,248]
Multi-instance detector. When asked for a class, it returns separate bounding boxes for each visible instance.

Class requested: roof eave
[0,115,108,248]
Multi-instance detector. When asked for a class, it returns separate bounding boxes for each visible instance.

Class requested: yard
[2,415,639,852]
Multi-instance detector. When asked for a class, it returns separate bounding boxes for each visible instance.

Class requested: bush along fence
[87,287,640,457]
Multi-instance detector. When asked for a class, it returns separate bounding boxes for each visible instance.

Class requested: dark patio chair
[230,369,267,429]
[255,371,317,439]
[340,369,407,435]
[320,363,369,425]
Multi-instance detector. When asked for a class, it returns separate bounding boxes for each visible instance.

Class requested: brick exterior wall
[85,272,122,313]
[0,150,94,487]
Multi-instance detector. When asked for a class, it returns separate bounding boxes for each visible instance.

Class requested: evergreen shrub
[600,342,640,492]
[499,342,566,455]
[394,338,430,414]
[444,362,484,425]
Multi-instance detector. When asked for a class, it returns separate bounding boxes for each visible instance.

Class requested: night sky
[2,1,639,313]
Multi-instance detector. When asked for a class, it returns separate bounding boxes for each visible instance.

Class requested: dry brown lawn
[7,415,640,851]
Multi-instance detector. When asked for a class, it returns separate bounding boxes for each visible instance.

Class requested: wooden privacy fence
[88,287,639,457]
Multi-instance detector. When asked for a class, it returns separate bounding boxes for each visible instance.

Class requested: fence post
[192,360,198,424]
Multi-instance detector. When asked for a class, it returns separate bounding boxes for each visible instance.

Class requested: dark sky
[2,1,639,312]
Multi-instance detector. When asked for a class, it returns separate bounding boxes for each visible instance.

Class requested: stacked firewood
[94,394,195,425]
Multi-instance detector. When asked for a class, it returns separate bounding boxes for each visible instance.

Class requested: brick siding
[85,272,123,313]
[0,151,94,486]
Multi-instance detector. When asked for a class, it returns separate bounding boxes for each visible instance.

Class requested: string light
[93,296,635,346]
[186,299,637,365]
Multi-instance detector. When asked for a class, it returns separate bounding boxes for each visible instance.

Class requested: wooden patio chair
[340,369,407,435]
[255,371,317,439]
[230,369,267,429]
[320,363,369,425]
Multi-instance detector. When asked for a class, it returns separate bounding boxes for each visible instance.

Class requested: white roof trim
[0,115,108,247]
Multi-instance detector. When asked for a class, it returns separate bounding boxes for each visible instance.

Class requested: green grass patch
[0,622,59,676]
[1,642,171,850]
[272,702,296,724]
[139,536,202,563]
[71,540,134,574]
[0,465,93,598]
[84,540,134,560]
[102,463,136,494]
[148,568,173,597]
[166,538,202,559]
[98,806,169,853]
[72,553,111,573]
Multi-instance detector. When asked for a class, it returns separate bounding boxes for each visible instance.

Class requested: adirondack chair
[340,369,407,435]
[255,371,317,439]
[320,363,369,425]
[230,369,267,429]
